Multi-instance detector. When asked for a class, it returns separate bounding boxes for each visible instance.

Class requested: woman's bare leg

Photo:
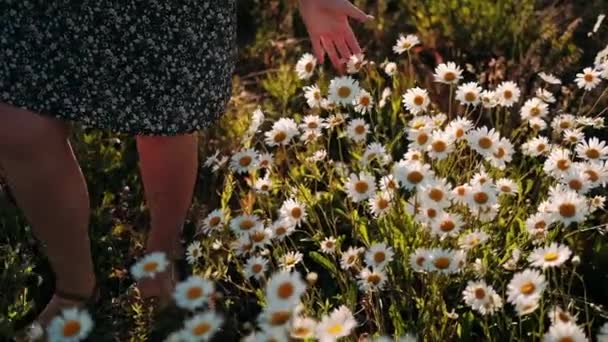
[0,103,95,327]
[135,133,198,300]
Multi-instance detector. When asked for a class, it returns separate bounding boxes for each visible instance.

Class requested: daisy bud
[306,272,318,286]
[572,255,581,265]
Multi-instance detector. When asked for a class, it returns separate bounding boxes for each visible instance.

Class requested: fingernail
[366,14,375,21]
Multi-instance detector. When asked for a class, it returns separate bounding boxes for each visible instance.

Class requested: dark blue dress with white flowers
[0,0,236,135]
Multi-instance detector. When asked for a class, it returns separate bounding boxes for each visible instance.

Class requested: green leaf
[309,251,337,275]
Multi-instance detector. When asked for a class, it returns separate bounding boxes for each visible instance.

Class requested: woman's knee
[0,102,70,159]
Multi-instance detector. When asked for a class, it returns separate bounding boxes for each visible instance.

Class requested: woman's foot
[135,262,178,308]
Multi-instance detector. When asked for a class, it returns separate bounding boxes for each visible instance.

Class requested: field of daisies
[2,1,608,341]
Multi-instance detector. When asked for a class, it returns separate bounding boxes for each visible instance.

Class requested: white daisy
[230,148,259,174]
[328,76,361,106]
[544,148,573,178]
[340,246,364,270]
[303,84,323,108]
[528,243,572,269]
[409,248,430,272]
[346,53,367,74]
[392,160,434,190]
[496,178,518,195]
[393,34,420,54]
[455,82,482,106]
[364,242,394,270]
[230,213,264,236]
[353,89,374,114]
[467,126,500,157]
[575,137,608,161]
[575,67,602,90]
[427,130,455,160]
[520,97,549,121]
[181,311,223,341]
[279,251,303,271]
[270,218,296,241]
[434,62,463,84]
[47,308,94,342]
[424,248,465,274]
[290,316,317,340]
[496,81,521,107]
[295,53,317,80]
[480,90,499,108]
[186,241,203,265]
[462,280,503,315]
[458,230,490,250]
[548,190,589,226]
[279,198,307,227]
[506,269,546,305]
[173,276,214,311]
[430,211,464,238]
[320,237,338,254]
[551,114,577,133]
[357,267,388,292]
[536,88,556,103]
[130,251,169,281]
[539,72,562,85]
[346,118,370,143]
[244,255,269,280]
[248,226,274,250]
[264,118,299,147]
[446,116,474,141]
[368,191,393,218]
[361,142,391,166]
[522,136,551,157]
[315,305,357,342]
[402,87,431,114]
[266,270,307,307]
[344,172,377,203]
[543,322,587,342]
[384,62,398,76]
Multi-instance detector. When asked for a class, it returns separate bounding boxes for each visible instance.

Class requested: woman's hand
[298,0,372,73]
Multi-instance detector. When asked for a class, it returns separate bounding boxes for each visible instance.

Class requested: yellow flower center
[443,72,456,82]
[275,226,287,236]
[413,95,425,106]
[407,171,423,184]
[337,86,352,98]
[374,252,386,263]
[270,311,291,326]
[434,257,451,269]
[493,147,506,159]
[586,148,600,159]
[429,188,444,202]
[62,320,81,337]
[186,286,203,300]
[432,140,447,153]
[367,274,382,285]
[557,159,570,171]
[584,74,594,83]
[327,323,344,335]
[440,220,455,232]
[360,96,371,106]
[252,264,263,274]
[209,216,221,226]
[239,155,252,167]
[474,288,486,300]
[520,282,535,295]
[143,262,158,273]
[568,179,582,191]
[291,207,302,219]
[478,137,493,149]
[305,62,313,73]
[277,282,294,299]
[354,125,366,135]
[473,192,489,204]
[355,181,369,194]
[465,92,477,102]
[543,251,559,262]
[503,90,513,99]
[240,219,255,230]
[274,131,287,143]
[193,322,211,336]
[417,132,429,145]
[558,203,576,218]
[377,198,390,209]
[584,170,598,182]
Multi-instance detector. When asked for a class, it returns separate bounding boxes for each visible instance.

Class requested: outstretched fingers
[341,0,373,22]
[320,36,344,73]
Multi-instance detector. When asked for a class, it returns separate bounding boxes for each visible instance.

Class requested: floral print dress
[0,0,237,135]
